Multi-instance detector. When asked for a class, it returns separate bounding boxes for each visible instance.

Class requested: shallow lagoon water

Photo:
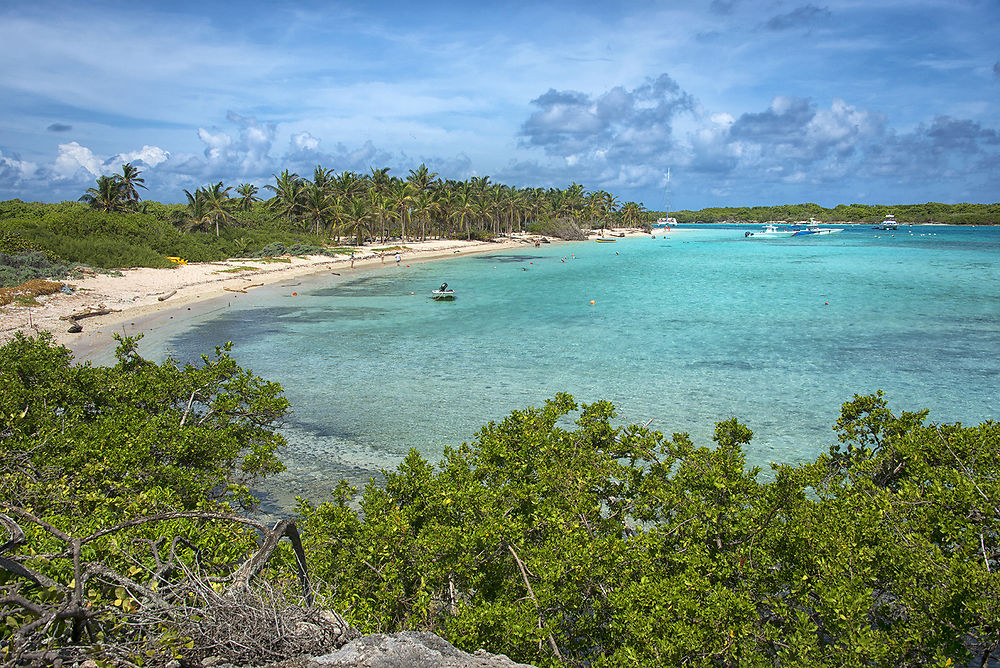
[145,225,1000,510]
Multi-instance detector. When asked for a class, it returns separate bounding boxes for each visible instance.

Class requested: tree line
[77,162,648,241]
[80,163,999,235]
[670,201,1000,224]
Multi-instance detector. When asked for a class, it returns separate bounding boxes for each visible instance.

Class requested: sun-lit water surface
[142,225,1000,511]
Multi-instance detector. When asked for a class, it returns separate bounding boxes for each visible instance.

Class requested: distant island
[667,201,1000,225]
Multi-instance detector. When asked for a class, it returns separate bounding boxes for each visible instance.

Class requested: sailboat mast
[665,168,671,218]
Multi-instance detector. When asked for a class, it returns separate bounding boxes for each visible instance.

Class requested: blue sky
[1,0,997,210]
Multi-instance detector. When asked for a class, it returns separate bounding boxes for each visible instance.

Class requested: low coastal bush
[296,393,1000,666]
[527,216,586,240]
[0,200,327,270]
[0,250,71,287]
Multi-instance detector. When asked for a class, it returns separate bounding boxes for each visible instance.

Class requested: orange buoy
[292,292,297,296]
[590,300,595,305]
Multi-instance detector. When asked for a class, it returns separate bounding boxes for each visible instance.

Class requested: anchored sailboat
[652,169,677,230]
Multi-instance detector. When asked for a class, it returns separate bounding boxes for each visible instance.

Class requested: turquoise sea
[142,225,1000,511]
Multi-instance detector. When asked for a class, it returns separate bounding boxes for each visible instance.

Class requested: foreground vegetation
[2,334,997,666]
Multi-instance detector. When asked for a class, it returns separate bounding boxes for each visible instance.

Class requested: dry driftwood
[224,287,247,293]
[157,289,177,301]
[0,507,324,666]
[59,307,117,322]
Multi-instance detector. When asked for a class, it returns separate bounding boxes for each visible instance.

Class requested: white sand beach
[1,228,653,360]
[0,237,524,356]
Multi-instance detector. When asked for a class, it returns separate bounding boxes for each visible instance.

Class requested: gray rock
[307,631,535,668]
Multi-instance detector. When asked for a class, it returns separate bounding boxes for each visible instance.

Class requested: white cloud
[291,132,320,152]
[197,128,233,163]
[53,142,102,180]
[0,149,37,184]
[116,145,170,168]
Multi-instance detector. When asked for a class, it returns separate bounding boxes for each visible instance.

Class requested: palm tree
[367,189,390,243]
[312,165,335,192]
[235,183,261,211]
[79,175,126,212]
[341,198,373,245]
[265,170,304,224]
[450,190,476,240]
[369,167,392,191]
[390,180,415,241]
[406,163,439,194]
[562,182,587,221]
[174,188,209,232]
[332,170,366,202]
[115,162,146,206]
[412,190,441,241]
[201,182,235,237]
[300,182,338,237]
[617,201,646,228]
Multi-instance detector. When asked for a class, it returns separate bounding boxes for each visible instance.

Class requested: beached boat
[595,238,617,243]
[789,218,843,236]
[874,214,899,230]
[432,283,455,300]
[745,224,795,238]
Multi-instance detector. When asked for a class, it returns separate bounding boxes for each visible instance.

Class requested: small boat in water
[746,224,796,238]
[595,238,617,243]
[789,218,843,236]
[432,282,455,301]
[874,214,899,230]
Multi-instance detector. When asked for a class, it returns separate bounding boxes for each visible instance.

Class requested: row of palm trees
[84,163,650,241]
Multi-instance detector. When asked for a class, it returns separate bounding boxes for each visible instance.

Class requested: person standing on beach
[380,251,385,264]
[395,252,401,266]
[350,252,356,269]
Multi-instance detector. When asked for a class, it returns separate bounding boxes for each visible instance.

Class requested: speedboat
[789,218,843,236]
[745,224,795,238]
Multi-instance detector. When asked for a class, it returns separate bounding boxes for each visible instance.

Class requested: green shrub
[0,251,72,287]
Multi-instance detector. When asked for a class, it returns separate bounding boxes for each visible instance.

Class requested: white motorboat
[745,224,796,238]
[789,218,843,236]
[874,214,899,230]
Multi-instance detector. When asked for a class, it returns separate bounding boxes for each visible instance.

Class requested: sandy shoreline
[0,229,645,360]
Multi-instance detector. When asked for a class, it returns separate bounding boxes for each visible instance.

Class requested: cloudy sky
[1,0,997,210]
